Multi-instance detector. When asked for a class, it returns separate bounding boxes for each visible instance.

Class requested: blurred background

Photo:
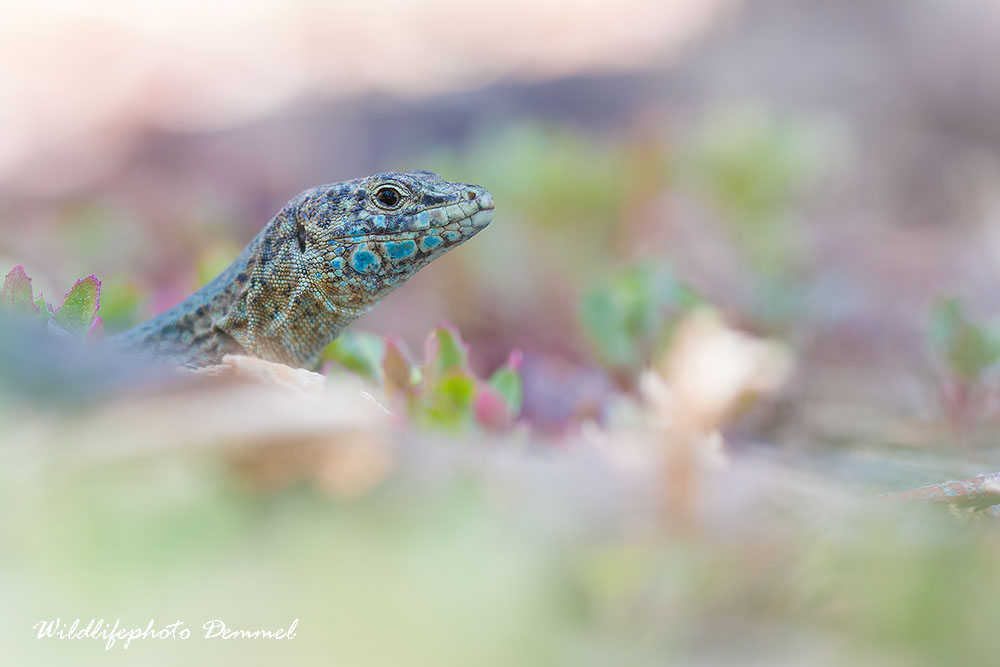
[6,0,1000,665]
[6,0,1000,434]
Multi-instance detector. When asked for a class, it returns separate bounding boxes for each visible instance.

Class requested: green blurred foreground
[3,401,1000,666]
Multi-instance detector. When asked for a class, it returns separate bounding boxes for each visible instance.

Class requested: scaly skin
[111,171,494,369]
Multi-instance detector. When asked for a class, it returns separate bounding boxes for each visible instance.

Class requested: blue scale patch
[419,235,443,252]
[442,230,461,242]
[331,257,345,269]
[383,240,417,261]
[413,211,431,229]
[350,248,381,273]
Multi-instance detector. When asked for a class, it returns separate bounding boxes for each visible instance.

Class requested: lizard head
[292,170,494,308]
[221,171,493,368]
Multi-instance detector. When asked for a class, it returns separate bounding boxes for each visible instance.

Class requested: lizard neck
[108,240,258,365]
[114,213,369,369]
[214,214,368,369]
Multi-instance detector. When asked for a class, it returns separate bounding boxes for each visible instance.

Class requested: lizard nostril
[466,190,477,201]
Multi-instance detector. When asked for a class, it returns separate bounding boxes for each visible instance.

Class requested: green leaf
[927,298,1000,380]
[422,373,477,429]
[53,275,101,337]
[34,294,53,323]
[580,287,633,370]
[488,350,523,417]
[927,298,961,353]
[1,265,38,318]
[322,332,386,381]
[424,323,469,379]
[580,262,702,373]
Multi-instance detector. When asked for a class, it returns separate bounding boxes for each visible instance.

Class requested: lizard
[110,171,494,369]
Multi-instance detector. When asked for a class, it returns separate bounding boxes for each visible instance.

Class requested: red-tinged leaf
[53,275,101,336]
[475,383,510,430]
[383,336,413,395]
[423,332,438,373]
[2,265,38,317]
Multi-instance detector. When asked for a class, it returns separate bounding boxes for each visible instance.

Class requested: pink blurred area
[0,0,726,194]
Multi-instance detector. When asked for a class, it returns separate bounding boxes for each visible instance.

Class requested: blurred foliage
[925,297,1000,432]
[195,242,242,288]
[323,324,522,431]
[682,107,838,328]
[686,106,827,277]
[95,280,144,333]
[927,298,1000,382]
[580,262,702,380]
[323,331,387,381]
[690,108,822,219]
[426,124,639,229]
[421,113,839,333]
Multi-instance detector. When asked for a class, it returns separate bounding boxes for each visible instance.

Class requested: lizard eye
[373,185,404,210]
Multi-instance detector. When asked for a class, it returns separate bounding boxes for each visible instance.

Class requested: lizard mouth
[333,232,422,243]
[477,191,495,211]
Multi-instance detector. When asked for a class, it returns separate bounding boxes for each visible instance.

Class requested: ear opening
[294,213,308,253]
